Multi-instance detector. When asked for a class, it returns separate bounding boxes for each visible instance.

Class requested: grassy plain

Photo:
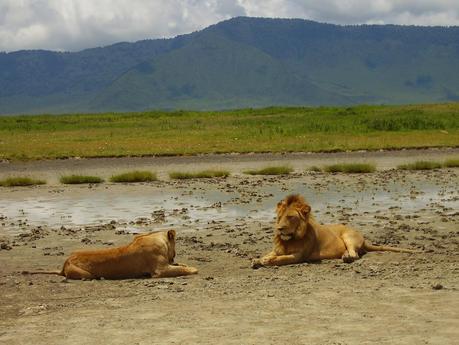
[0,103,458,160]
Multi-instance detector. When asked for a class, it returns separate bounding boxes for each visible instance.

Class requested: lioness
[23,230,198,279]
[252,194,417,268]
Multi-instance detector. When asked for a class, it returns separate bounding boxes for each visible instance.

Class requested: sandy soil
[1,150,458,345]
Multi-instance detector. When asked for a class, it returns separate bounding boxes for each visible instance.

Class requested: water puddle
[0,177,457,235]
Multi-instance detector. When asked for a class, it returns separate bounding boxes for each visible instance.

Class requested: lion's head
[275,194,311,241]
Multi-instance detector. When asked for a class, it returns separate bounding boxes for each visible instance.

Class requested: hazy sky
[1,0,458,52]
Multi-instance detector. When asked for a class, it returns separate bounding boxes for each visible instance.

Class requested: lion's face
[276,195,311,241]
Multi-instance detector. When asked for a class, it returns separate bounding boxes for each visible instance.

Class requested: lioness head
[276,194,311,241]
[167,230,176,263]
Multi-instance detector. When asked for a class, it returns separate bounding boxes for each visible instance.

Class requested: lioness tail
[363,242,420,254]
[21,270,63,276]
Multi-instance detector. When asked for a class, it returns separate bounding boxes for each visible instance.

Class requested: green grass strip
[244,166,293,175]
[307,166,322,172]
[169,170,229,179]
[323,163,376,173]
[60,175,104,184]
[0,177,46,187]
[110,171,157,183]
[444,158,459,168]
[397,161,442,170]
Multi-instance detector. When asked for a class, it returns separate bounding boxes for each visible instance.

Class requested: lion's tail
[363,241,420,254]
[21,270,64,276]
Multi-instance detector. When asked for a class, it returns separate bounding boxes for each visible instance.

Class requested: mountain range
[1,17,459,115]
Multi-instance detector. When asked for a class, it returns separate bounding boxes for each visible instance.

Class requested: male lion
[23,230,198,279]
[252,194,417,268]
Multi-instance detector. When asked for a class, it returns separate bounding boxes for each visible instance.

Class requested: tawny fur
[252,194,418,268]
[22,230,198,279]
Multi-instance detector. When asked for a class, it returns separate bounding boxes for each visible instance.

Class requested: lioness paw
[251,259,264,269]
[260,256,276,266]
[342,253,358,263]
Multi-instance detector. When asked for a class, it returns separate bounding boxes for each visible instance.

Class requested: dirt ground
[1,149,458,345]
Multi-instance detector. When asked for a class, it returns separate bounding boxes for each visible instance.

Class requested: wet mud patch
[0,167,458,344]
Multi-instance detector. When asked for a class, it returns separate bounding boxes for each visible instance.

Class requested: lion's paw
[251,259,264,269]
[188,267,198,275]
[342,253,358,264]
[173,262,187,267]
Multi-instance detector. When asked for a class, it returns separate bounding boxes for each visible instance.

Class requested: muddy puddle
[0,172,457,235]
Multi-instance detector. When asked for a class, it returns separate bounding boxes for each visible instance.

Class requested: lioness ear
[299,204,311,219]
[167,230,176,241]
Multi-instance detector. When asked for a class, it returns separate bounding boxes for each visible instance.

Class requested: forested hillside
[1,17,458,114]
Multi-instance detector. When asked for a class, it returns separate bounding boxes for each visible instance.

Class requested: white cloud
[0,0,458,52]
